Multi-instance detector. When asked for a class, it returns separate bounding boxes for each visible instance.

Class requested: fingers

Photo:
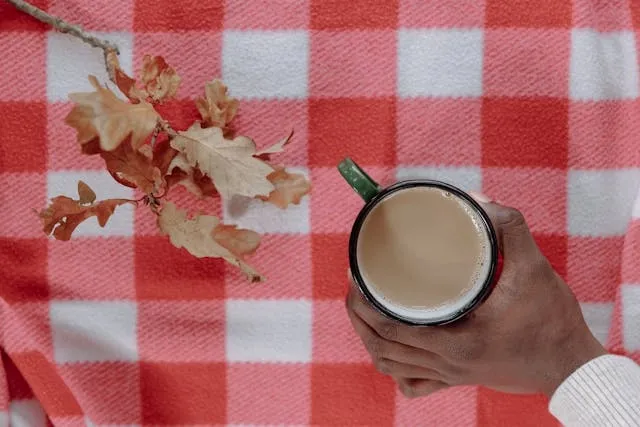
[376,359,442,380]
[347,301,442,369]
[396,377,449,399]
[473,199,540,261]
[346,280,447,351]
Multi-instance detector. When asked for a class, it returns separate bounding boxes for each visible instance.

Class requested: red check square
[140,362,226,424]
[11,352,83,417]
[309,98,396,168]
[399,0,485,28]
[485,0,571,28]
[0,0,48,31]
[477,388,560,426]
[311,364,395,425]
[482,98,568,169]
[50,0,133,31]
[534,233,568,279]
[135,236,225,300]
[0,238,48,303]
[225,0,309,29]
[0,102,46,172]
[311,0,398,29]
[312,233,350,299]
[133,0,223,31]
[396,386,477,426]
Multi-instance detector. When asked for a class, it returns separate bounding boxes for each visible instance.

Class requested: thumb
[471,196,539,259]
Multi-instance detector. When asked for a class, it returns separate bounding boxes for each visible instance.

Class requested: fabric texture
[1,0,640,426]
[550,354,640,426]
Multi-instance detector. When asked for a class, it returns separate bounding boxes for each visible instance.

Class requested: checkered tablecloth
[1,0,640,426]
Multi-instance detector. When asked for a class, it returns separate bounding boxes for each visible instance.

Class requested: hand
[346,199,607,398]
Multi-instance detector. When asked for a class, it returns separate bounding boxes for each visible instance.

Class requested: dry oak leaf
[39,181,132,241]
[100,139,162,194]
[167,153,218,198]
[196,80,239,129]
[65,75,159,151]
[158,202,263,282]
[170,123,274,199]
[106,51,181,103]
[259,167,311,209]
[255,131,293,160]
[140,55,181,102]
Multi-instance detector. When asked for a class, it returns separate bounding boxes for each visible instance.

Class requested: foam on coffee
[356,186,492,322]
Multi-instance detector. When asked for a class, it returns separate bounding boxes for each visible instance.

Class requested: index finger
[346,277,448,351]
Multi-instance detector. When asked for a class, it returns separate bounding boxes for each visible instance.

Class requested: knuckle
[500,207,526,230]
[365,336,386,360]
[378,323,398,341]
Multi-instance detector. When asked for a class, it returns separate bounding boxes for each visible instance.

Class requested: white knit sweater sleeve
[549,354,640,426]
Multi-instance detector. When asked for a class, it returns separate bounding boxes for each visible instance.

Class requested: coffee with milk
[356,186,492,322]
[339,157,497,325]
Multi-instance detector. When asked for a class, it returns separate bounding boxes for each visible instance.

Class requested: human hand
[346,199,607,398]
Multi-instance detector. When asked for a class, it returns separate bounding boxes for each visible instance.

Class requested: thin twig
[5,0,120,55]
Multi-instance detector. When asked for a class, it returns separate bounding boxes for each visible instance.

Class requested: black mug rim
[348,179,499,326]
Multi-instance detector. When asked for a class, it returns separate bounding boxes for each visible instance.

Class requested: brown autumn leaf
[77,180,96,204]
[105,50,143,102]
[170,123,274,199]
[212,223,261,257]
[65,75,159,151]
[106,51,181,103]
[259,167,311,209]
[158,202,263,282]
[140,55,181,102]
[255,131,293,160]
[196,80,239,129]
[166,153,218,198]
[100,138,162,194]
[39,181,132,241]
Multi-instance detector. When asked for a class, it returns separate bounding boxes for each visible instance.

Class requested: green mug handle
[338,157,381,202]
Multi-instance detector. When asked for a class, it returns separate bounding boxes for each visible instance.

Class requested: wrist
[542,329,607,397]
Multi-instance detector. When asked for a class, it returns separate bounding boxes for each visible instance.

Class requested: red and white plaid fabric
[1,0,640,425]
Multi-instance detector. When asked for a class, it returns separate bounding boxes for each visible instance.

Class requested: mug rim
[348,179,499,326]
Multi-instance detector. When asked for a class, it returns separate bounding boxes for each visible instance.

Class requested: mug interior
[349,180,499,326]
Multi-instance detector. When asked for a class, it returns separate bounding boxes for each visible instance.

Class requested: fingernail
[469,191,492,203]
